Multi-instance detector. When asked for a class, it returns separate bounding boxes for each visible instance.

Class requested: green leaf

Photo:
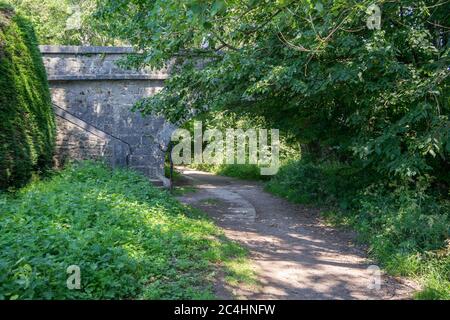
[211,0,225,16]
[315,2,324,12]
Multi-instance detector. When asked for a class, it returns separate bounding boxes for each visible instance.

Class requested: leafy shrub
[355,186,449,299]
[0,4,56,190]
[217,164,268,181]
[266,159,450,299]
[189,163,270,181]
[180,111,297,182]
[0,162,246,299]
[266,160,367,206]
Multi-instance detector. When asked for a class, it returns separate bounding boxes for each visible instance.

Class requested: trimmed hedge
[0,4,55,190]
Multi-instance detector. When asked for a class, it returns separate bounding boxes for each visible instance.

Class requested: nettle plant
[97,0,449,185]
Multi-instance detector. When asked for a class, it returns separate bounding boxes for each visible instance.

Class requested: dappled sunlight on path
[176,168,419,300]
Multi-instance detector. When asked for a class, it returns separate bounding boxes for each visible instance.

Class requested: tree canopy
[97,0,449,186]
[5,0,117,45]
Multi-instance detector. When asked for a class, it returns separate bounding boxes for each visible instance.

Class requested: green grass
[171,185,197,196]
[164,165,182,181]
[189,163,270,181]
[224,257,257,287]
[0,161,250,299]
[266,159,450,300]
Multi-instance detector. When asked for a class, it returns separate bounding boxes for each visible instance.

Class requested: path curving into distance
[175,168,419,300]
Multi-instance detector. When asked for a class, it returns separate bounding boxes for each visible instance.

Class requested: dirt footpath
[175,168,419,300]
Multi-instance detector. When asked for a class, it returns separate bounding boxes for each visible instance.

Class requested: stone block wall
[40,45,175,182]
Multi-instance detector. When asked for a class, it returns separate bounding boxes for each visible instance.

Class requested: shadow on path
[175,168,419,300]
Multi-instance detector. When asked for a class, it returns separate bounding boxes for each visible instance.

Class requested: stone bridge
[40,45,175,185]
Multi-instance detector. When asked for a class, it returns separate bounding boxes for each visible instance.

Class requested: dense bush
[0,162,247,299]
[267,159,450,299]
[190,163,269,181]
[0,4,56,190]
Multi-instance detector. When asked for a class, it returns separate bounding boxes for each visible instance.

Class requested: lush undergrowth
[0,162,249,299]
[266,160,450,299]
[188,163,270,181]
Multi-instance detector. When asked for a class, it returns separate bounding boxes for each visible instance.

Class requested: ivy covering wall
[0,3,56,190]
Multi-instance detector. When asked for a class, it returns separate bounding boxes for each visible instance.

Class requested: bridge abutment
[39,45,174,182]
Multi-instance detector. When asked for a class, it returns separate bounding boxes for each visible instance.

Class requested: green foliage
[267,159,450,299]
[0,161,248,299]
[214,163,267,180]
[96,0,450,298]
[4,0,117,45]
[190,163,269,181]
[180,111,299,180]
[0,6,56,190]
[164,165,182,181]
[266,160,368,205]
[189,111,301,161]
[98,0,449,186]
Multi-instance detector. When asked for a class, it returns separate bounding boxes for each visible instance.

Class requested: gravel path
[175,168,419,300]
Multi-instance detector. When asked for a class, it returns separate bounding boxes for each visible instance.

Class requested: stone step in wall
[40,45,175,183]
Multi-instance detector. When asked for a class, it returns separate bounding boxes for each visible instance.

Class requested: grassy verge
[0,161,250,299]
[266,160,450,300]
[188,163,270,181]
[164,165,182,182]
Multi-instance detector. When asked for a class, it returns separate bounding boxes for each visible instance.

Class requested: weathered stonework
[40,45,175,183]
